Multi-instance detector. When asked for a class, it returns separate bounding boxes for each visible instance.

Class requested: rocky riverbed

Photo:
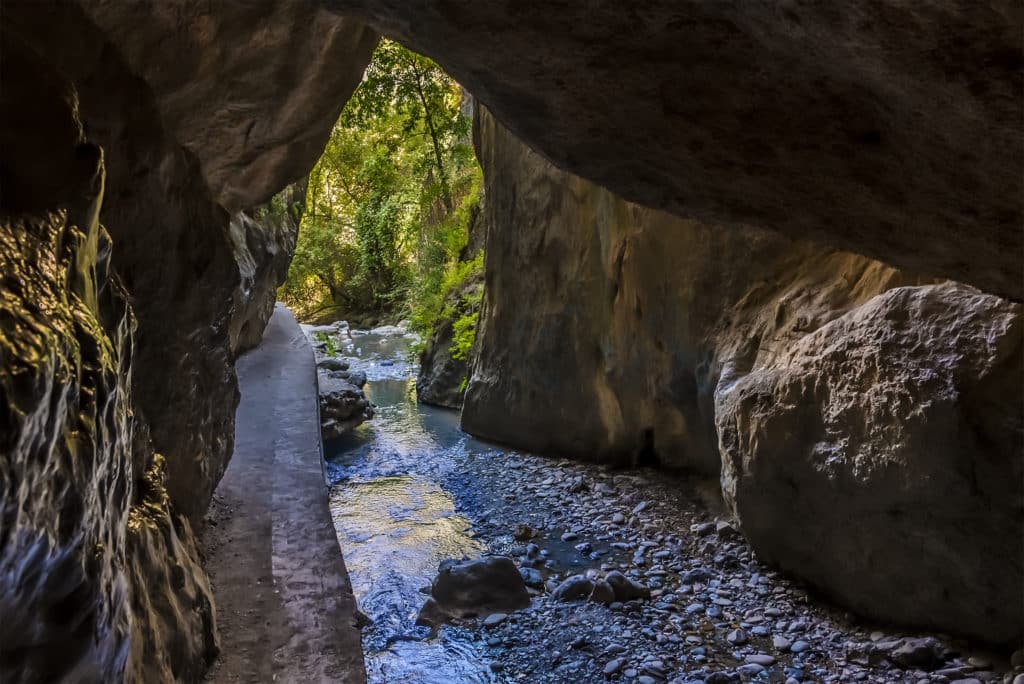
[321,325,1021,684]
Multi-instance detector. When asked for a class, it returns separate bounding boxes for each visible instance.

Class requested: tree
[278,39,481,327]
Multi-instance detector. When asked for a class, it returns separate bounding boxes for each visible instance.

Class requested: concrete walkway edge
[204,304,365,683]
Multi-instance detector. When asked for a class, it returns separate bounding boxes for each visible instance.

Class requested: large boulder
[325,0,1022,299]
[319,375,374,439]
[716,283,1023,644]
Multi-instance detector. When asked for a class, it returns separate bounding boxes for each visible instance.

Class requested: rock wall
[1,4,375,681]
[0,37,215,681]
[229,181,308,354]
[323,0,1023,300]
[463,109,1023,643]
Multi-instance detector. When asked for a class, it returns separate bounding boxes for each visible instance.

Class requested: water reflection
[324,328,499,683]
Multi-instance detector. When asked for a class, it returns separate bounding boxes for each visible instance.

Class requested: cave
[1,2,1021,683]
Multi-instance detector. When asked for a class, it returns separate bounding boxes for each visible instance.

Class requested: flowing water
[322,327,501,683]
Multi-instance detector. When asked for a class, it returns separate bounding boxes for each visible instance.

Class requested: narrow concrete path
[203,305,365,683]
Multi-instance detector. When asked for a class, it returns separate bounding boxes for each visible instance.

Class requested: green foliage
[313,331,340,357]
[278,38,482,328]
[450,310,479,361]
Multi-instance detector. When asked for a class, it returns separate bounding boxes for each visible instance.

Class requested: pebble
[790,640,810,653]
[726,628,748,645]
[598,655,622,671]
[773,636,792,650]
[483,613,507,628]
[745,654,776,666]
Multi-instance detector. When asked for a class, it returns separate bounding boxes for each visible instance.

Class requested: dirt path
[202,305,365,683]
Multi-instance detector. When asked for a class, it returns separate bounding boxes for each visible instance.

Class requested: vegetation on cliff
[278,40,482,331]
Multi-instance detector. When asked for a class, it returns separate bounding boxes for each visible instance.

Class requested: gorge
[0,1,1021,683]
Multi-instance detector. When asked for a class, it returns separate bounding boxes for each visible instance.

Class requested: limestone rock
[461,109,1022,644]
[2,4,375,680]
[462,107,929,474]
[716,283,1023,644]
[416,202,485,409]
[78,0,378,211]
[228,182,307,354]
[430,557,531,617]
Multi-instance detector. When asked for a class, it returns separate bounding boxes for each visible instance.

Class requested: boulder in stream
[319,375,374,439]
[428,556,531,618]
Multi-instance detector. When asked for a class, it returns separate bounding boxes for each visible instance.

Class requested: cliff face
[463,109,1023,643]
[1,4,375,681]
[0,38,215,681]
[324,0,1023,301]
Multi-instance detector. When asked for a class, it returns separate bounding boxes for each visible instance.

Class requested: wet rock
[319,375,374,439]
[552,575,595,602]
[519,567,543,589]
[415,597,446,627]
[430,557,531,617]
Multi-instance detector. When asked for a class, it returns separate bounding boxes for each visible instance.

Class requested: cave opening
[1,4,1021,683]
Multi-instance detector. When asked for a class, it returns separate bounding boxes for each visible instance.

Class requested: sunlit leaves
[278,39,481,323]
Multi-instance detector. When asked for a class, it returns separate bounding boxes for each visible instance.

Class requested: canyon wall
[463,108,1023,644]
[1,4,375,681]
